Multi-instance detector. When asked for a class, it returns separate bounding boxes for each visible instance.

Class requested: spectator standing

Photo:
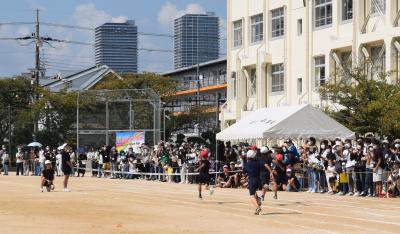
[23,149,29,176]
[15,147,24,176]
[61,145,73,192]
[77,153,87,177]
[1,146,10,175]
[56,150,63,177]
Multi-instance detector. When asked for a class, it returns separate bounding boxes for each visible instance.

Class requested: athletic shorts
[248,178,261,195]
[62,167,71,175]
[43,180,53,187]
[197,173,210,184]
[260,172,270,186]
[274,174,287,185]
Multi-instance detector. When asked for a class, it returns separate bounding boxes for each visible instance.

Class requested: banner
[116,131,145,153]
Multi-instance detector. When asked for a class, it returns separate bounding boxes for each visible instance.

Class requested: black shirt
[42,168,55,181]
[61,152,71,169]
[199,160,210,174]
[101,150,110,163]
[258,153,272,174]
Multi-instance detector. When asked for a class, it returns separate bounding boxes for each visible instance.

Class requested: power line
[41,22,174,38]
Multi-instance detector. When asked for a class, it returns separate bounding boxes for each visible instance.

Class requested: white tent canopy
[216,104,355,141]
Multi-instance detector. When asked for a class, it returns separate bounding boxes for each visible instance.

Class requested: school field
[0,176,398,234]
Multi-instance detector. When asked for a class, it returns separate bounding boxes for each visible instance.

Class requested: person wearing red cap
[195,150,210,199]
[272,153,287,199]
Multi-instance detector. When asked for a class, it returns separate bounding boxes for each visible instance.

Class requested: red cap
[275,154,284,162]
[250,145,258,151]
[200,150,209,158]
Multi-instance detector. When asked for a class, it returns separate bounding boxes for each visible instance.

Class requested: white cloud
[157,2,205,31]
[16,26,30,37]
[111,16,128,24]
[72,3,127,28]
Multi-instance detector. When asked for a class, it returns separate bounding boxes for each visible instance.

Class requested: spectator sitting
[387,163,400,197]
[284,168,300,192]
[216,165,235,188]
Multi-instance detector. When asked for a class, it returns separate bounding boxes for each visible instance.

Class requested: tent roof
[216,104,355,141]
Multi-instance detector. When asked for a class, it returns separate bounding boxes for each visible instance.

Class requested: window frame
[271,63,285,93]
[233,20,243,48]
[341,0,353,22]
[371,0,386,15]
[271,7,285,39]
[314,0,333,29]
[314,56,326,87]
[297,19,303,36]
[250,14,263,43]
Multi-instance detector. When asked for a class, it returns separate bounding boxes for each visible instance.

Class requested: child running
[41,160,55,192]
[195,149,210,199]
[243,150,263,215]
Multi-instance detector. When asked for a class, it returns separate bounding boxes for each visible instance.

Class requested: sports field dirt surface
[0,176,399,234]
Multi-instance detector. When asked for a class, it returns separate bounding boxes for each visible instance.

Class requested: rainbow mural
[116,131,145,153]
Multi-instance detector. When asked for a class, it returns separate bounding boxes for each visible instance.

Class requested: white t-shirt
[1,153,9,164]
[15,152,24,163]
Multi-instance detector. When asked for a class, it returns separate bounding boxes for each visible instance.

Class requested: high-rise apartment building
[174,12,220,69]
[95,20,138,73]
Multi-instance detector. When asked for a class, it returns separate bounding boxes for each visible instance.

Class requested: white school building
[221,0,400,130]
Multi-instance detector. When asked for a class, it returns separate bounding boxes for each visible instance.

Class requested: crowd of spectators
[1,137,399,198]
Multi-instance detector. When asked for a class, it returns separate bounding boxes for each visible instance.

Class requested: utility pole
[35,8,40,87]
[8,105,11,160]
[33,8,40,139]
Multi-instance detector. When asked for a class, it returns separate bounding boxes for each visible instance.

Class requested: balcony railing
[177,75,226,91]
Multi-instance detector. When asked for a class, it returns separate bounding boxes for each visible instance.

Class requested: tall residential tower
[174,12,220,69]
[95,20,138,73]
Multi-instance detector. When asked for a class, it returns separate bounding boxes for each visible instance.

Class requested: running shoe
[273,193,278,199]
[209,186,215,196]
[261,195,265,201]
[198,194,202,200]
[63,188,70,192]
[254,207,262,215]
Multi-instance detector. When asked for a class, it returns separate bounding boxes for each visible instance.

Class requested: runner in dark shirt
[258,146,273,201]
[41,160,55,192]
[195,150,210,199]
[272,154,286,199]
[243,150,263,215]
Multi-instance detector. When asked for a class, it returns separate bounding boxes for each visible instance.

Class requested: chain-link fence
[76,89,162,151]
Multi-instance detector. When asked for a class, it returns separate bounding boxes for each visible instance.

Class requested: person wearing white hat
[243,150,263,215]
[259,146,273,201]
[41,160,55,192]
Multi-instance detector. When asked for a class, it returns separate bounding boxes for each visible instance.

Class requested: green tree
[320,68,400,137]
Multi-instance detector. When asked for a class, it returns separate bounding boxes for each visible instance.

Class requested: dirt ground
[0,176,399,234]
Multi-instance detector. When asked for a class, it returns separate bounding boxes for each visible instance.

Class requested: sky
[0,0,226,77]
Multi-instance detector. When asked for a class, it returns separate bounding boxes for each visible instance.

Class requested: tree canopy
[320,68,400,138]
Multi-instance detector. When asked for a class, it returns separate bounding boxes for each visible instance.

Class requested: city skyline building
[174,12,220,69]
[95,20,138,73]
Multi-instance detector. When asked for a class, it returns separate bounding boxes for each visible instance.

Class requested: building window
[271,64,284,92]
[342,0,353,21]
[297,78,303,94]
[314,56,326,87]
[315,0,332,28]
[297,19,303,35]
[371,0,386,14]
[370,46,385,80]
[249,68,257,95]
[251,14,263,43]
[233,20,243,48]
[271,8,284,38]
